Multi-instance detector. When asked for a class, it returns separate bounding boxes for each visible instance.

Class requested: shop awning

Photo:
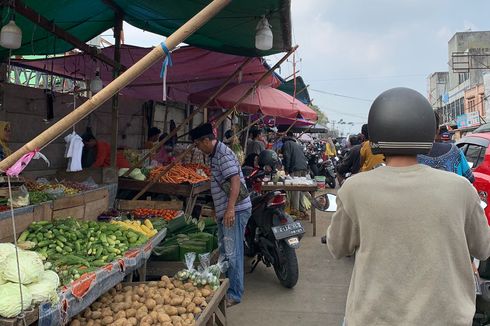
[0,0,291,58]
[262,116,315,127]
[11,45,280,103]
[189,83,318,120]
[278,76,311,104]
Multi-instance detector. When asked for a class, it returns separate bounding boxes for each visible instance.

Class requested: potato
[86,321,95,326]
[114,294,124,303]
[164,305,178,316]
[193,307,202,315]
[162,322,173,326]
[136,287,146,297]
[70,320,81,326]
[157,312,171,323]
[91,311,102,319]
[101,316,114,325]
[200,289,212,298]
[181,298,191,308]
[92,302,103,309]
[102,308,113,317]
[171,316,182,323]
[83,308,92,319]
[114,310,126,320]
[192,297,204,306]
[136,306,148,320]
[177,307,187,315]
[186,303,196,313]
[171,297,184,306]
[141,315,154,324]
[133,302,143,309]
[155,296,165,305]
[127,317,137,326]
[125,308,136,318]
[131,294,140,302]
[145,298,157,310]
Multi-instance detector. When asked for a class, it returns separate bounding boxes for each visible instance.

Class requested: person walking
[190,123,252,307]
[327,87,490,326]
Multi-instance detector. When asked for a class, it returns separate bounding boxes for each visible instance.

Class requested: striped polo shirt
[210,141,251,219]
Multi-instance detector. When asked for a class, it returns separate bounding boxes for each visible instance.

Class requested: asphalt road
[228,189,354,326]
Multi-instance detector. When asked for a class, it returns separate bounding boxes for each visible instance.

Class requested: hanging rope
[7,176,27,326]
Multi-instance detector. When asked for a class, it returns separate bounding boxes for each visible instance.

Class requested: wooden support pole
[0,0,232,172]
[236,116,261,138]
[14,0,125,71]
[285,119,299,134]
[110,14,123,168]
[131,46,298,200]
[122,57,253,177]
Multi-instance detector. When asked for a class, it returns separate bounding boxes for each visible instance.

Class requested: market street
[228,189,354,326]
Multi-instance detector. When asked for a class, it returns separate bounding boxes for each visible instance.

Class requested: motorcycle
[244,168,305,288]
[306,150,337,189]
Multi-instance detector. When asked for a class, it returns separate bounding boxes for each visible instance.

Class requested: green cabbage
[26,270,59,304]
[0,243,15,264]
[0,283,32,318]
[2,251,44,284]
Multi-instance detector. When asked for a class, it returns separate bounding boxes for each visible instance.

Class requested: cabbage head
[2,251,44,284]
[0,283,32,318]
[0,243,15,264]
[26,270,59,304]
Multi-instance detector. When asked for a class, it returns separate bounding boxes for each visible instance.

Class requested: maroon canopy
[190,83,318,120]
[12,45,279,103]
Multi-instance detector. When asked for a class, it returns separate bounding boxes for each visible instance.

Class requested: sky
[103,0,490,135]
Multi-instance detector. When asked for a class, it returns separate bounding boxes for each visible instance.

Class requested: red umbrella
[190,83,318,121]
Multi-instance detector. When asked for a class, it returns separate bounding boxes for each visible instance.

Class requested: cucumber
[18,230,30,242]
[55,246,63,253]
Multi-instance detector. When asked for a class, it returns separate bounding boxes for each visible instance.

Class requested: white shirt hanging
[64,131,84,172]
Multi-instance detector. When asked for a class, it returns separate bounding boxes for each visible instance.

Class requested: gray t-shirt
[327,164,490,326]
[246,139,265,155]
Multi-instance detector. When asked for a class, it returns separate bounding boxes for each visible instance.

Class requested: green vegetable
[26,270,59,304]
[2,250,44,284]
[0,283,32,318]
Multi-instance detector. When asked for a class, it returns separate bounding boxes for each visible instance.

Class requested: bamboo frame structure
[0,0,233,172]
[131,46,298,200]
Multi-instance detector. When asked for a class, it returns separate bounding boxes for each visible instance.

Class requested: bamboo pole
[110,14,123,168]
[122,57,253,177]
[285,119,299,134]
[131,46,298,200]
[0,0,232,172]
[236,116,261,138]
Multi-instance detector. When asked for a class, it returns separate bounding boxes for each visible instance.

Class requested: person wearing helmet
[190,123,251,307]
[327,87,490,326]
[417,111,474,183]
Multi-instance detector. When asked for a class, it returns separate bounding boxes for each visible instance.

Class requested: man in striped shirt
[190,123,252,307]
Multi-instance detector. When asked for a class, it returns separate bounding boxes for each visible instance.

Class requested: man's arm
[327,196,359,259]
[223,174,241,227]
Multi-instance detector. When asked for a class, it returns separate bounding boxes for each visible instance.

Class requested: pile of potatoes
[70,275,215,326]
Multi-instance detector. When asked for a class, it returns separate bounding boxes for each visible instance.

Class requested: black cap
[190,123,214,141]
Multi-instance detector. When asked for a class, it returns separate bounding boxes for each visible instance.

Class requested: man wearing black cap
[190,123,252,307]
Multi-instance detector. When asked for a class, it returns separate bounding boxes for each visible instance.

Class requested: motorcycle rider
[417,111,474,183]
[359,124,385,171]
[190,123,252,307]
[336,134,362,179]
[327,87,490,326]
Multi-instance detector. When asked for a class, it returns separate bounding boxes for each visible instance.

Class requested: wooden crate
[0,210,35,243]
[0,307,38,326]
[117,199,183,211]
[146,249,220,278]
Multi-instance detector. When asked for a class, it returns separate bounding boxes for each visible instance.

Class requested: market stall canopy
[278,76,311,104]
[11,45,280,102]
[0,0,291,57]
[190,83,318,120]
[262,116,315,127]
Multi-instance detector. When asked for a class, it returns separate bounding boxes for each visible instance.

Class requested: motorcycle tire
[273,241,299,288]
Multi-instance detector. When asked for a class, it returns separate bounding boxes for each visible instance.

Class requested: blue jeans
[217,208,251,302]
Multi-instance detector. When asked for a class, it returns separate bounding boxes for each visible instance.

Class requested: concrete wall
[464,84,485,116]
[448,31,490,89]
[427,72,448,108]
[0,83,147,178]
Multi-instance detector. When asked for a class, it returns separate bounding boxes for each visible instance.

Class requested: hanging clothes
[64,132,84,172]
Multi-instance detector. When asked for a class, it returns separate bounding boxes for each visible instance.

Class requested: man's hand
[224,207,235,228]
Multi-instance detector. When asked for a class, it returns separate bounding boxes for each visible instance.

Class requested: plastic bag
[8,185,30,207]
[174,252,196,281]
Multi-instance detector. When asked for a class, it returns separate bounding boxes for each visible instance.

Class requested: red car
[456,132,490,224]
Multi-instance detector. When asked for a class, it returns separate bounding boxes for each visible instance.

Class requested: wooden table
[118,178,210,216]
[260,183,319,236]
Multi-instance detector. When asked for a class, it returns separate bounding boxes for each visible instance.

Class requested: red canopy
[190,84,317,120]
[12,45,279,103]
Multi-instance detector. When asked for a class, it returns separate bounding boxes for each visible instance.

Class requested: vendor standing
[144,127,161,149]
[190,123,251,307]
[0,121,12,161]
[81,129,129,168]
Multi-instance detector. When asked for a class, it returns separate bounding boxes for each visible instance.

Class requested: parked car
[456,133,490,224]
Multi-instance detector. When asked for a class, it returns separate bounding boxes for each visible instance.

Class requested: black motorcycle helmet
[258,150,279,171]
[368,87,435,156]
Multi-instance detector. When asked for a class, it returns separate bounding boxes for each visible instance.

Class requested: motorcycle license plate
[272,222,305,240]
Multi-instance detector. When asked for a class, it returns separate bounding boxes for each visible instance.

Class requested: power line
[309,88,373,102]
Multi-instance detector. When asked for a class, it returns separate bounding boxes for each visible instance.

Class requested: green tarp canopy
[278,76,311,105]
[0,0,291,57]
